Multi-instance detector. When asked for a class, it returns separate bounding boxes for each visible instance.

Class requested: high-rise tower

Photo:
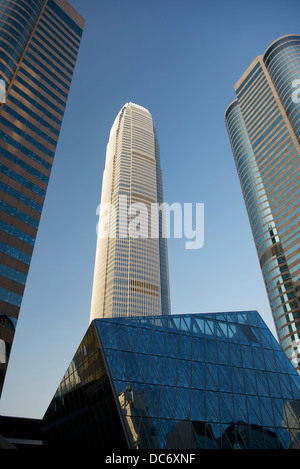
[225,35,300,372]
[0,0,84,396]
[90,103,170,321]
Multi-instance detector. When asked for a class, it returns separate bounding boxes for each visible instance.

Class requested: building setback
[225,35,300,373]
[90,103,171,321]
[0,0,84,396]
[41,311,300,449]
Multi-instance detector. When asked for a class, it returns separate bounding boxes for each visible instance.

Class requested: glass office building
[41,311,300,449]
[225,35,300,373]
[90,103,170,321]
[0,0,84,396]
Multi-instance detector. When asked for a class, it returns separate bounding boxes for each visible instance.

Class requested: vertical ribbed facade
[0,0,84,396]
[90,103,170,321]
[225,35,300,372]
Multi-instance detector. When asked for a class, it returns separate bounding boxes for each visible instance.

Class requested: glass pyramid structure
[41,311,300,449]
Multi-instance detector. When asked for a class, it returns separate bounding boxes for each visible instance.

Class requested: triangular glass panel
[205,363,218,391]
[177,360,190,388]
[152,354,164,382]
[164,333,177,358]
[259,396,276,427]
[164,386,176,417]
[181,315,191,332]
[174,388,189,420]
[206,339,217,363]
[217,321,228,340]
[246,395,263,426]
[227,323,238,342]
[216,322,227,340]
[181,334,192,359]
[136,353,149,380]
[195,317,205,335]
[112,352,128,381]
[206,390,220,422]
[150,330,163,356]
[233,392,248,423]
[147,356,160,385]
[263,348,276,372]
[256,370,270,397]
[141,328,152,353]
[243,368,257,395]
[172,316,181,331]
[240,345,254,368]
[230,343,242,367]
[120,327,134,351]
[154,330,166,354]
[231,367,244,394]
[191,363,204,389]
[278,374,293,399]
[158,388,175,419]
[135,328,149,354]
[120,351,134,380]
[192,317,203,336]
[219,392,234,424]
[130,354,145,383]
[217,341,230,366]
[104,348,119,375]
[169,333,179,357]
[252,347,265,370]
[178,386,191,418]
[192,337,205,362]
[218,365,232,393]
[205,319,216,337]
[191,389,205,421]
[126,326,139,350]
[96,322,111,346]
[146,384,161,417]
[112,324,124,348]
[162,359,176,387]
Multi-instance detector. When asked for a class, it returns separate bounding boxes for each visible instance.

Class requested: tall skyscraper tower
[90,103,171,321]
[0,0,84,396]
[225,35,300,372]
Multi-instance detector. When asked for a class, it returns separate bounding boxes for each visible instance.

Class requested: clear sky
[0,0,299,419]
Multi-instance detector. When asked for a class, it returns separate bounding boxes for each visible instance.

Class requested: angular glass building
[225,35,300,373]
[41,311,300,449]
[0,0,84,396]
[90,103,170,321]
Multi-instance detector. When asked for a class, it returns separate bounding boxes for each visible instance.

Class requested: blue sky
[0,0,299,419]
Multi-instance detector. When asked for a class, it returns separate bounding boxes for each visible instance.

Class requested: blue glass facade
[41,311,300,449]
[0,0,84,396]
[225,35,300,373]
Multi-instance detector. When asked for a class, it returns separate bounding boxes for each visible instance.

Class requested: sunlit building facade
[42,311,300,449]
[90,103,170,321]
[0,0,84,396]
[225,35,300,373]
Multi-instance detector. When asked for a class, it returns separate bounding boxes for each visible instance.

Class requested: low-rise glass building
[41,311,300,449]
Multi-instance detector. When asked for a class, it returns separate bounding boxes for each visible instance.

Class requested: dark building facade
[41,311,300,449]
[0,0,84,396]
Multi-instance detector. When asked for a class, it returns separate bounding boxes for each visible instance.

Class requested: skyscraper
[0,0,84,396]
[90,103,170,321]
[225,35,300,372]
